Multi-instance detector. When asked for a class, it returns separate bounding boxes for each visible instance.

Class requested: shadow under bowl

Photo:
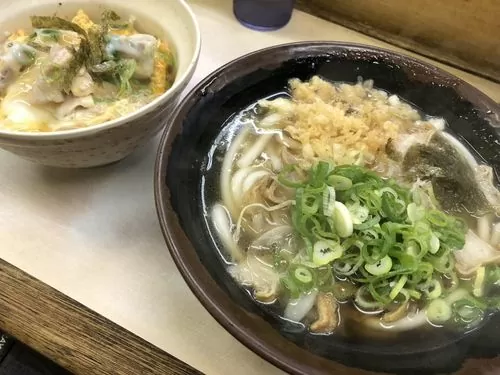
[155,42,500,374]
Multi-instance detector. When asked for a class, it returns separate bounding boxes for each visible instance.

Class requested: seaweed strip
[86,25,105,65]
[30,16,87,36]
[101,10,130,31]
[30,15,104,69]
[101,9,121,24]
[403,133,490,214]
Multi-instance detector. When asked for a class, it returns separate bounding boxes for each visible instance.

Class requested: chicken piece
[71,67,94,97]
[310,293,338,333]
[71,9,96,32]
[56,95,94,119]
[30,79,65,104]
[105,34,156,79]
[0,62,14,92]
[0,42,37,93]
[3,41,36,66]
[150,41,173,95]
[48,44,73,66]
[92,81,118,100]
[29,44,81,104]
[228,249,280,303]
[454,230,500,276]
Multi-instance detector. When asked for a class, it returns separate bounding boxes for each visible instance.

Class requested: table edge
[0,259,202,375]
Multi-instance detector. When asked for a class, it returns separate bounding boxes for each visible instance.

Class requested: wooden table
[0,1,499,374]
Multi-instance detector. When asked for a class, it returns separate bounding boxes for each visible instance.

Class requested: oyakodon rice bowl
[156,42,500,374]
[0,0,200,167]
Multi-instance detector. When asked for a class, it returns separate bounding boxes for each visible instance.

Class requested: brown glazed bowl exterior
[155,42,500,374]
[0,0,200,168]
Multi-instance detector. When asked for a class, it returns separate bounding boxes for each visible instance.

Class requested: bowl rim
[154,41,500,375]
[0,0,201,140]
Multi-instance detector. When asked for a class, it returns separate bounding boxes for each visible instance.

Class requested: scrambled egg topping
[0,9,175,132]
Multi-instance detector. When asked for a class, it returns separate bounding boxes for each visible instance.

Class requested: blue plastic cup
[233,0,295,31]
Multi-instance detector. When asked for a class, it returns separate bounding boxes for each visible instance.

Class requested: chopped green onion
[323,186,336,216]
[294,266,313,284]
[303,237,313,260]
[346,202,369,225]
[368,280,392,305]
[408,289,422,299]
[389,275,408,300]
[473,267,485,298]
[364,255,392,276]
[429,233,440,254]
[381,190,406,222]
[333,201,353,237]
[429,254,454,273]
[353,215,380,230]
[280,161,468,314]
[407,202,425,223]
[427,298,452,324]
[278,164,306,188]
[311,161,331,187]
[327,175,352,190]
[424,279,442,299]
[355,285,383,311]
[333,257,363,276]
[281,276,300,298]
[301,192,319,215]
[445,288,470,305]
[313,240,343,266]
[426,210,449,227]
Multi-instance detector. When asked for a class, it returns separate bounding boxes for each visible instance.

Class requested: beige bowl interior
[0,0,200,140]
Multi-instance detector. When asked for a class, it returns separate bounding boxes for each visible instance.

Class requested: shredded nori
[100,10,129,30]
[28,10,171,99]
[86,25,105,65]
[30,15,86,36]
[89,60,118,74]
[101,10,121,23]
[30,15,105,70]
[403,133,491,215]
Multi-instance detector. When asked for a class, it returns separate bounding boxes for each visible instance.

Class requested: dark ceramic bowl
[155,42,500,374]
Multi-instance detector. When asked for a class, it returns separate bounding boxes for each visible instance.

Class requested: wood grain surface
[0,259,201,375]
[295,0,500,83]
[0,243,499,375]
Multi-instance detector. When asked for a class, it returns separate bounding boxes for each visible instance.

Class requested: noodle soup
[204,76,500,340]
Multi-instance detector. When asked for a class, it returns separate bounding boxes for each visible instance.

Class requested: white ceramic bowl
[0,0,200,167]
